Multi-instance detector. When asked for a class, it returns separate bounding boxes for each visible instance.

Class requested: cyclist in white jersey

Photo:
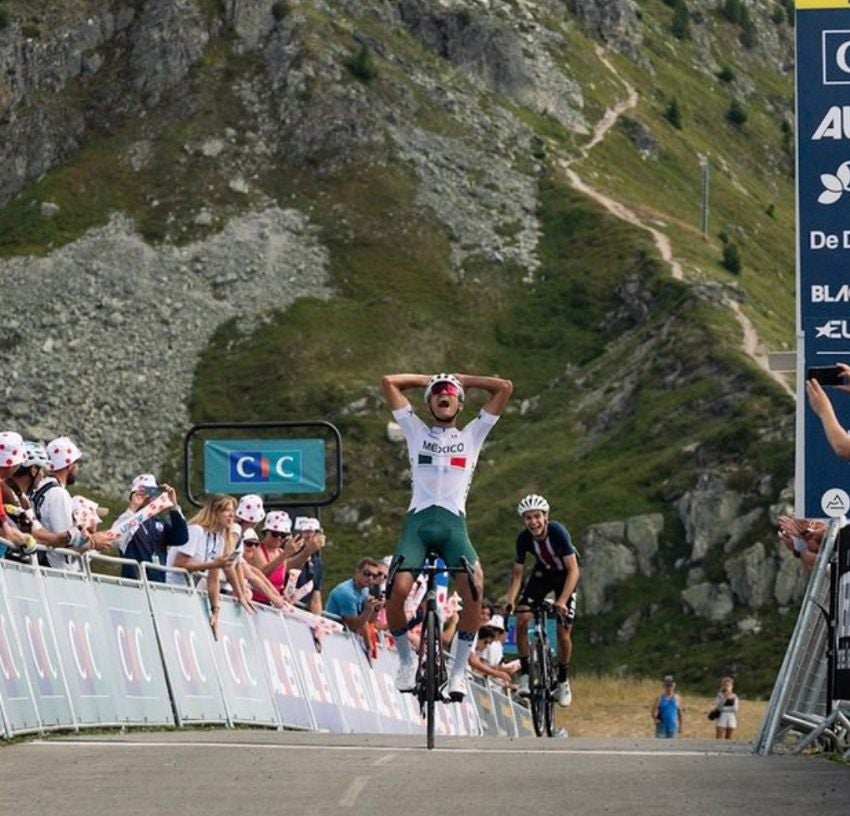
[382,371,513,700]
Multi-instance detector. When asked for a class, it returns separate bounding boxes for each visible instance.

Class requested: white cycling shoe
[395,658,417,693]
[556,679,572,707]
[447,673,468,702]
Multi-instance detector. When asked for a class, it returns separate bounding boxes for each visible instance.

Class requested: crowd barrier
[0,553,532,740]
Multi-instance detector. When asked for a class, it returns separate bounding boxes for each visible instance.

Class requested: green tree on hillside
[671,0,691,40]
[665,97,683,129]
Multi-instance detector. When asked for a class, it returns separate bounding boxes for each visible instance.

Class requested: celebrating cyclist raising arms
[382,371,513,700]
[504,494,580,707]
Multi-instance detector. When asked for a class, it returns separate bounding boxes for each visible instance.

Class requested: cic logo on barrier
[824,30,850,85]
[228,450,302,484]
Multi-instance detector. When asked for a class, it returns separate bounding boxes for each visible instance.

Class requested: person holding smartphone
[112,474,188,583]
[806,362,850,459]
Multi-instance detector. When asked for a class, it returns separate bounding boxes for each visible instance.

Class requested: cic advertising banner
[797,2,850,517]
[203,438,326,495]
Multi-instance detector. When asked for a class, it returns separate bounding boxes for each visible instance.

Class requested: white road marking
[372,753,397,766]
[339,776,369,807]
[29,740,733,758]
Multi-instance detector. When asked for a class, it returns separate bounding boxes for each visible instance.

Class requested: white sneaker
[395,658,417,693]
[517,674,530,698]
[556,679,572,707]
[447,673,467,702]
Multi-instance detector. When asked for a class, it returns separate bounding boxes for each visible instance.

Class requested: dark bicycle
[526,600,559,737]
[388,552,478,750]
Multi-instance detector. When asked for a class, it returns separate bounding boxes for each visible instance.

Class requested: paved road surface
[1,731,847,815]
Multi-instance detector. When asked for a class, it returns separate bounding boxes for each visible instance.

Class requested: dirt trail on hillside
[559,47,794,399]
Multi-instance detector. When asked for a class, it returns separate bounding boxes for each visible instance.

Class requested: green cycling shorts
[394,505,479,570]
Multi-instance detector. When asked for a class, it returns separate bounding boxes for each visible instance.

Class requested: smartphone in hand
[807,365,847,387]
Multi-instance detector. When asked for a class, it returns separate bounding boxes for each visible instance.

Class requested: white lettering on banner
[239,638,258,686]
[135,627,152,682]
[332,659,356,708]
[235,457,255,479]
[189,631,207,683]
[277,642,302,696]
[368,671,391,718]
[25,616,57,680]
[379,671,403,719]
[808,230,850,249]
[84,622,102,680]
[174,629,192,682]
[117,624,135,682]
[299,654,321,701]
[275,456,295,479]
[222,635,243,685]
[813,106,850,140]
[812,284,850,302]
[69,620,89,679]
[348,662,370,711]
[263,641,288,695]
[815,319,850,339]
[837,41,850,75]
[0,614,21,681]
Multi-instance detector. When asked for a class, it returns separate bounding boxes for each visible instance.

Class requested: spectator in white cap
[112,474,188,583]
[291,516,326,615]
[31,435,115,570]
[0,431,39,555]
[236,494,265,527]
[246,510,306,605]
[479,614,507,666]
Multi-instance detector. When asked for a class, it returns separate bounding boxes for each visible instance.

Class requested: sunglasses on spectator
[431,382,460,397]
[362,570,381,578]
[244,541,259,547]
[269,531,290,539]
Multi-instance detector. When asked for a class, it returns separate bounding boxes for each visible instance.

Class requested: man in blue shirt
[325,557,383,636]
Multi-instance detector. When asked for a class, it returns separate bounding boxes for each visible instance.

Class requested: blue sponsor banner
[797,4,850,516]
[203,438,326,495]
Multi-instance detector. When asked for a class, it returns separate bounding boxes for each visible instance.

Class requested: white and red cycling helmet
[424,373,465,403]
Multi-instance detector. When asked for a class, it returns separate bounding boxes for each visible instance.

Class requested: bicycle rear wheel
[425,609,437,750]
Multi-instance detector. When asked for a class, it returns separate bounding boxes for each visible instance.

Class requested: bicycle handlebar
[387,554,480,602]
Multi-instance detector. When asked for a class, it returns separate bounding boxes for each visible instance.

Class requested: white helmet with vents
[517,494,550,515]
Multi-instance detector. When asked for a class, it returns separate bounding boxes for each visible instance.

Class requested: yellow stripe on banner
[797,1,850,9]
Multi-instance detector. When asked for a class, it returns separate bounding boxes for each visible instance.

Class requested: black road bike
[526,600,558,737]
[388,552,478,750]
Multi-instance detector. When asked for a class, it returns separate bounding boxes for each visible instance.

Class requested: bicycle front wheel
[425,609,437,750]
[541,639,555,737]
[529,636,545,737]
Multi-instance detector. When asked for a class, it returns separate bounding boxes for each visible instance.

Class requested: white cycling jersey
[392,403,499,516]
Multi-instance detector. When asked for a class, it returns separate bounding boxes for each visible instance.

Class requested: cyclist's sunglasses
[431,382,460,397]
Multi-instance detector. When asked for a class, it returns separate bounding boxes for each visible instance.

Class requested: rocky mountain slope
[0,0,801,692]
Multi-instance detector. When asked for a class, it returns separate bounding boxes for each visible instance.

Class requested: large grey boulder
[725,542,777,608]
[579,521,636,614]
[625,513,663,575]
[774,545,808,607]
[681,582,735,622]
[567,0,643,59]
[677,473,743,561]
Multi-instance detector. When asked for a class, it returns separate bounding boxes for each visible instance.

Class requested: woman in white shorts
[713,676,739,739]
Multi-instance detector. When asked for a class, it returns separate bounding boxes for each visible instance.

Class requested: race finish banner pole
[797,1,850,518]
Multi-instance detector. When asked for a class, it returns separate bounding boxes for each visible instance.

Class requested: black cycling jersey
[514,520,577,572]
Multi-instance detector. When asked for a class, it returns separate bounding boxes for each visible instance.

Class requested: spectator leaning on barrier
[112,475,188,582]
[777,515,826,571]
[293,515,326,615]
[325,557,383,637]
[165,493,253,636]
[2,439,65,558]
[246,510,302,605]
[0,432,39,555]
[34,435,116,570]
